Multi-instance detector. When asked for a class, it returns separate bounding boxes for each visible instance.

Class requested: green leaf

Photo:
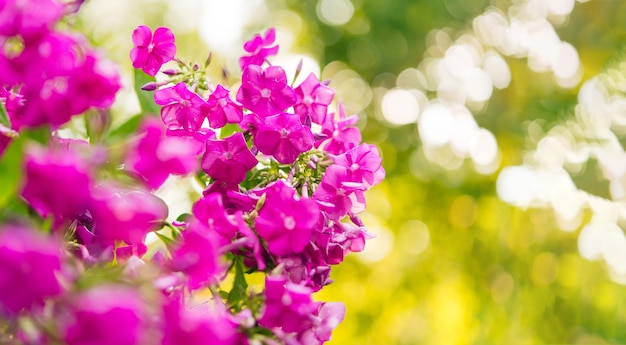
[227,256,249,309]
[106,113,142,143]
[154,231,176,249]
[0,133,24,209]
[133,69,161,115]
[219,123,242,139]
[0,102,10,128]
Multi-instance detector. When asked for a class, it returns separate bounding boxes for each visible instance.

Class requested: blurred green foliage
[275,0,626,344]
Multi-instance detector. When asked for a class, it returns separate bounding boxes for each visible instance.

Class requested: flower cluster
[0,1,384,344]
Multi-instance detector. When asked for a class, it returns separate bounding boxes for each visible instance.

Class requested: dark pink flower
[130,25,176,76]
[90,186,168,246]
[154,82,209,132]
[61,285,147,345]
[125,118,199,189]
[161,300,242,345]
[9,37,120,129]
[169,220,224,290]
[316,103,361,155]
[313,165,367,220]
[294,73,334,125]
[333,143,385,188]
[0,225,66,316]
[21,143,93,221]
[165,127,216,155]
[254,112,314,164]
[192,193,238,245]
[255,180,320,257]
[300,302,346,344]
[206,84,243,128]
[236,65,296,118]
[239,27,279,70]
[259,275,317,333]
[0,0,64,38]
[201,132,257,184]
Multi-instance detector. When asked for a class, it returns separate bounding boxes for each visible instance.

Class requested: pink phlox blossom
[0,0,64,38]
[201,132,257,184]
[61,285,148,345]
[254,180,321,257]
[154,82,209,132]
[115,243,148,264]
[254,112,314,164]
[316,103,361,155]
[206,84,243,128]
[299,302,346,345]
[238,113,262,136]
[130,25,176,76]
[192,193,238,245]
[279,252,331,292]
[259,275,317,333]
[168,219,224,291]
[239,27,279,70]
[165,127,215,155]
[234,211,266,270]
[21,143,93,222]
[313,165,367,220]
[125,118,199,190]
[8,36,121,128]
[90,186,168,246]
[294,73,334,125]
[161,300,243,345]
[236,65,296,118]
[0,225,66,316]
[333,143,385,188]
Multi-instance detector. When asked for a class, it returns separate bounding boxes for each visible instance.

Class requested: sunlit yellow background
[76,0,626,343]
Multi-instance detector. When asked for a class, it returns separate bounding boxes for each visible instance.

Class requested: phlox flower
[313,165,367,220]
[21,143,93,221]
[154,82,209,132]
[201,132,257,184]
[259,275,317,333]
[255,180,321,257]
[254,112,314,164]
[0,225,67,316]
[169,219,224,290]
[0,0,64,38]
[316,103,361,155]
[9,37,121,129]
[236,65,296,118]
[239,27,278,70]
[125,118,199,190]
[161,300,243,345]
[299,302,346,344]
[192,193,238,245]
[294,73,334,125]
[333,143,385,188]
[61,285,148,345]
[90,186,168,246]
[206,84,243,128]
[130,25,176,76]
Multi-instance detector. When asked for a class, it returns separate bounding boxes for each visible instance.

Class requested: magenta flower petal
[236,65,296,118]
[255,180,320,256]
[0,225,66,316]
[131,25,152,47]
[201,132,257,184]
[154,82,209,132]
[254,112,314,164]
[129,25,176,76]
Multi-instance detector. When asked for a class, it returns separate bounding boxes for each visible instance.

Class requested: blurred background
[77,0,626,343]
